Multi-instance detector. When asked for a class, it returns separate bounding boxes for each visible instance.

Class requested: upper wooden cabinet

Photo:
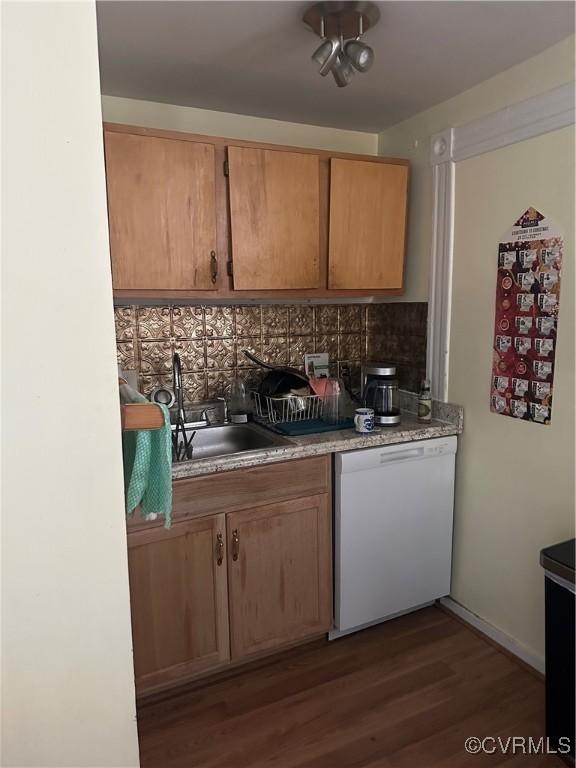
[104,130,218,291]
[227,146,321,290]
[104,124,409,298]
[328,158,409,290]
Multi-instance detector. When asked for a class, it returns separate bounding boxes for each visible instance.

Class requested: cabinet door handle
[210,250,218,284]
[231,529,240,561]
[215,532,224,566]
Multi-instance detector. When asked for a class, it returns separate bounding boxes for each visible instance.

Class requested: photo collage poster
[491,207,562,424]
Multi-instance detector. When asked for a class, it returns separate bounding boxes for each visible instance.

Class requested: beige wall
[2,3,140,766]
[102,95,378,154]
[378,36,575,302]
[450,127,575,666]
[378,36,575,665]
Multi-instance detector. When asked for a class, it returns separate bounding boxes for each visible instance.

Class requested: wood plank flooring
[137,606,563,768]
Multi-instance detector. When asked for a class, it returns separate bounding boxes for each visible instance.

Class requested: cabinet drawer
[174,455,330,520]
[127,455,331,530]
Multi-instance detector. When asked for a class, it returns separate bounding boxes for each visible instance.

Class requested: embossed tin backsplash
[115,303,427,402]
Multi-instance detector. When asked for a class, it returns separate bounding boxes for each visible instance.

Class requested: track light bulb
[312,37,340,76]
[344,40,374,72]
[331,53,355,87]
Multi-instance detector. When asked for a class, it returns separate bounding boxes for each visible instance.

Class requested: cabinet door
[127,514,229,692]
[227,494,332,659]
[227,146,321,290]
[105,131,218,291]
[328,158,408,290]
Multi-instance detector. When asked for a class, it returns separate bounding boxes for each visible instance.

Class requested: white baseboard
[439,597,545,674]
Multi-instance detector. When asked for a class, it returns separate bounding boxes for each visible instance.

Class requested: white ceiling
[96,1,574,132]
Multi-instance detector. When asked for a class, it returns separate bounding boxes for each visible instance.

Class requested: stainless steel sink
[172,422,290,462]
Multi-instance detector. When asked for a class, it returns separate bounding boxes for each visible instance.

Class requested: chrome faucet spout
[172,352,194,461]
[172,352,186,425]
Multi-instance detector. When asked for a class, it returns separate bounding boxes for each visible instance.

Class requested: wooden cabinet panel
[227,494,332,659]
[172,456,330,527]
[127,456,331,532]
[127,514,229,692]
[227,146,321,290]
[328,158,408,290]
[105,131,218,291]
[105,124,410,299]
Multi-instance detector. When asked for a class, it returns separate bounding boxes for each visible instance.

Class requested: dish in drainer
[251,390,346,425]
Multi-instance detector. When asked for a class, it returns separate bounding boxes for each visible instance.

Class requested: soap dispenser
[229,378,251,424]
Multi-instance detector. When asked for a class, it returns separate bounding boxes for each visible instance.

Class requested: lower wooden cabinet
[126,457,333,696]
[227,495,332,659]
[127,514,230,692]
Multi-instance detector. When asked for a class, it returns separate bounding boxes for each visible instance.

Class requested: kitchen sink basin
[172,422,291,462]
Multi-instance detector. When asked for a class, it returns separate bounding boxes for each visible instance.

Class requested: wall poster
[490,207,562,425]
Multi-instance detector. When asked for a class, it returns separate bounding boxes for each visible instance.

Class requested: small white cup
[354,407,375,434]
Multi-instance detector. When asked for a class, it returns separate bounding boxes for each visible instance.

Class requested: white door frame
[427,82,574,402]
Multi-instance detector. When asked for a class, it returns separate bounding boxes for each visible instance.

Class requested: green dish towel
[120,384,172,528]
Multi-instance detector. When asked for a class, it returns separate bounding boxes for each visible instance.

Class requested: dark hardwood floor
[137,606,563,768]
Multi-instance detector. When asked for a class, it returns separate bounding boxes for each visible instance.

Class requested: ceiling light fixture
[312,36,341,76]
[331,50,355,88]
[344,39,374,72]
[303,1,379,88]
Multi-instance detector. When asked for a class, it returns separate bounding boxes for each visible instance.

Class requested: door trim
[427,81,575,401]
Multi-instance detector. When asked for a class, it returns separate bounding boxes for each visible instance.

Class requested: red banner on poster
[490,207,562,425]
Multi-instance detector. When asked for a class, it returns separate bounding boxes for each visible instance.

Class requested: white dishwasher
[331,435,457,639]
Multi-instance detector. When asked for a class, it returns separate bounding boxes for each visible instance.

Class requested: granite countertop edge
[172,402,464,481]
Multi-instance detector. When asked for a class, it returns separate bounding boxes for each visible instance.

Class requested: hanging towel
[120,383,172,528]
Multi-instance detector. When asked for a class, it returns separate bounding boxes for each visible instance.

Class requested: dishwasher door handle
[379,447,425,464]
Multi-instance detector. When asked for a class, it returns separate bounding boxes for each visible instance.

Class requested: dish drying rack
[251,391,347,426]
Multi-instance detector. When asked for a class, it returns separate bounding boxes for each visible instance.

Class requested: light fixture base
[303,1,380,40]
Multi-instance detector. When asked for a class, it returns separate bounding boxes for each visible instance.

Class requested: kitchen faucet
[171,352,194,461]
[171,354,230,461]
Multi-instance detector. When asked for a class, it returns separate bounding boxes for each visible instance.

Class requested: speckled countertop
[172,396,463,481]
